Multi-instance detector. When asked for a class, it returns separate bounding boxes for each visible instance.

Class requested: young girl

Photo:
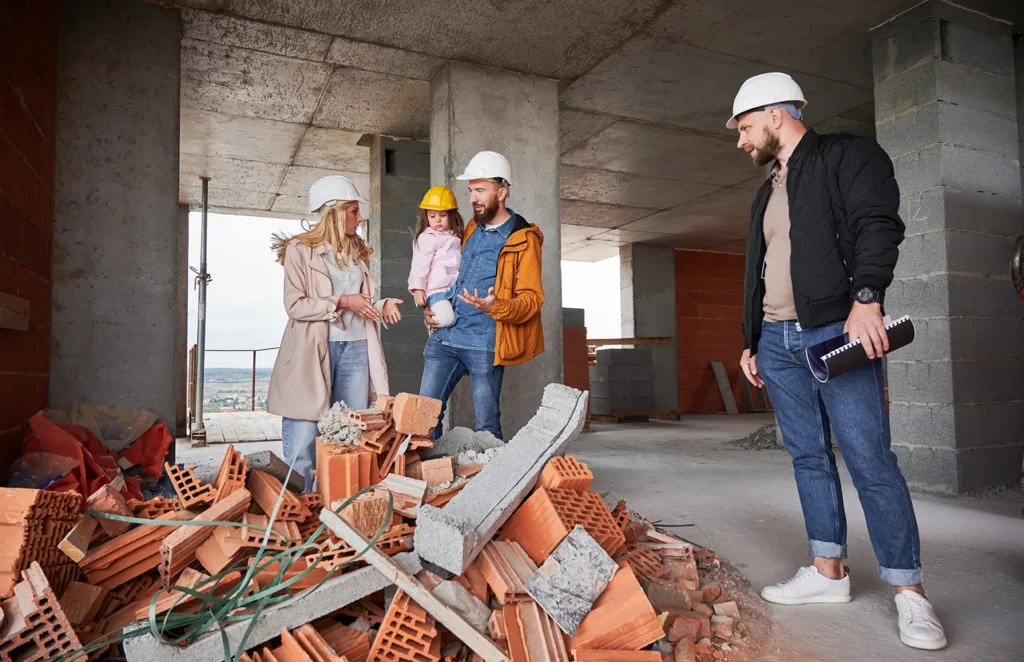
[408,186,465,328]
[266,175,402,491]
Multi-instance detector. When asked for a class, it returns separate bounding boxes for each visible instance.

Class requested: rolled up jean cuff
[808,540,847,559]
[879,566,921,587]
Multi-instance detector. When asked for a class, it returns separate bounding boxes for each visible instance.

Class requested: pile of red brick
[0,391,750,662]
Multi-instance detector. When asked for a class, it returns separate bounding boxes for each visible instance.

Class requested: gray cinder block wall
[367,136,431,396]
[620,244,678,413]
[871,0,1024,492]
[51,0,182,426]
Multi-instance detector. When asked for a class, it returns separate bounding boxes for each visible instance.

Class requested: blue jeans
[757,320,921,586]
[282,340,369,492]
[419,334,504,440]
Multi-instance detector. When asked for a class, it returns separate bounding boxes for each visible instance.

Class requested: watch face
[856,287,875,303]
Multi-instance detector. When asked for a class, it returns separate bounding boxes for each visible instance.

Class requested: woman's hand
[343,294,381,322]
[382,299,403,325]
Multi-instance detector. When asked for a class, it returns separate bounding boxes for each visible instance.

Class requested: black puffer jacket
[742,130,904,354]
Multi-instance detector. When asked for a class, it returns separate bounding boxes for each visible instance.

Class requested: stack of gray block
[589,347,655,415]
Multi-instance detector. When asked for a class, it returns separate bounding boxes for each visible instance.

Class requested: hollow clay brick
[86,485,133,537]
[470,540,537,604]
[247,470,311,522]
[623,546,669,583]
[164,463,216,509]
[160,488,251,582]
[538,456,593,493]
[420,457,456,488]
[368,588,441,662]
[571,564,663,651]
[214,444,249,502]
[0,562,86,662]
[392,394,443,437]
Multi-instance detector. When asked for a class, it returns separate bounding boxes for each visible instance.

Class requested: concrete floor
[570,415,1024,662]
[177,415,1024,661]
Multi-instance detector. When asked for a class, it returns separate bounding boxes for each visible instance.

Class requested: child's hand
[412,290,427,308]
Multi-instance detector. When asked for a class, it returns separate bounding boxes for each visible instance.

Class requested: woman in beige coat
[267,175,402,491]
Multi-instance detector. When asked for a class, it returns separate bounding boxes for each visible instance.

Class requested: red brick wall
[675,250,749,414]
[0,1,58,473]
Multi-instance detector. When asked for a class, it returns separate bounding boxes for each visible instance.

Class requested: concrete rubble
[0,384,755,662]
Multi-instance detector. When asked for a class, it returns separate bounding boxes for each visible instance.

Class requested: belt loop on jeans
[795,321,802,332]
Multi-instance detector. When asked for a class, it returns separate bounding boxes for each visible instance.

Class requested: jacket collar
[790,128,818,162]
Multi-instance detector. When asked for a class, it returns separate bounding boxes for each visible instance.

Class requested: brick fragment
[367,588,441,661]
[376,394,396,418]
[306,524,413,572]
[292,623,347,662]
[539,456,593,493]
[357,426,397,454]
[0,562,85,662]
[86,485,133,537]
[59,580,108,626]
[420,457,456,488]
[673,635,696,662]
[571,564,664,650]
[315,619,371,662]
[500,487,625,564]
[455,463,483,479]
[164,463,216,508]
[575,651,662,661]
[423,482,467,508]
[131,497,183,519]
[159,488,251,583]
[80,511,194,590]
[318,439,377,506]
[347,409,388,431]
[241,513,301,551]
[710,615,734,640]
[196,525,249,575]
[247,470,312,522]
[665,610,710,642]
[712,601,739,621]
[516,599,571,662]
[337,494,390,539]
[470,540,537,604]
[392,393,443,437]
[624,546,669,582]
[0,489,81,599]
[487,610,506,640]
[374,474,427,519]
[214,444,249,502]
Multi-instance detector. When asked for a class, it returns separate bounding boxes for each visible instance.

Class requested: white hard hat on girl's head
[727,72,807,129]
[456,151,513,186]
[308,175,369,214]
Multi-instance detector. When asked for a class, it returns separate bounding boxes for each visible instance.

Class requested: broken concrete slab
[433,580,491,635]
[414,384,588,575]
[524,525,616,636]
[122,552,421,662]
[418,426,504,461]
[244,450,304,494]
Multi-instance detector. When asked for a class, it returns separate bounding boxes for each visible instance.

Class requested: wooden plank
[710,361,739,415]
[0,292,29,331]
[319,509,510,662]
[59,515,98,563]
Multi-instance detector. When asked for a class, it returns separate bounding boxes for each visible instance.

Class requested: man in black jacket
[730,73,946,651]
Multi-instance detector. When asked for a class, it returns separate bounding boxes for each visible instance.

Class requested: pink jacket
[408,229,462,296]
[267,241,390,422]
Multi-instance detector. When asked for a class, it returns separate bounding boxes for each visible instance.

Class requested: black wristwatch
[854,285,883,305]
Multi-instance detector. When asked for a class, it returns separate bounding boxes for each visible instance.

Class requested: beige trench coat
[266,240,390,421]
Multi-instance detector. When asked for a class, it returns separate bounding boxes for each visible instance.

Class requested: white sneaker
[895,591,947,650]
[760,566,852,605]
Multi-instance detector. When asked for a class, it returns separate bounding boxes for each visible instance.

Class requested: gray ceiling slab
[181,39,334,124]
[684,186,760,218]
[312,68,430,138]
[278,166,370,198]
[560,36,873,137]
[562,242,621,262]
[563,121,753,187]
[180,153,288,192]
[561,224,609,244]
[589,228,673,245]
[182,8,333,61]
[292,127,370,172]
[620,208,743,236]
[560,109,618,155]
[325,37,444,80]
[270,194,311,215]
[179,184,276,210]
[180,108,306,164]
[176,0,666,81]
[560,165,722,210]
[560,200,658,229]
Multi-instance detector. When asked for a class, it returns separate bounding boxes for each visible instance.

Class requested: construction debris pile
[1,385,752,662]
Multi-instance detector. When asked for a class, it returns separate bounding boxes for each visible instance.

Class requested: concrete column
[174,203,190,441]
[51,0,181,426]
[429,61,561,438]
[367,135,431,396]
[620,244,678,413]
[871,1,1024,492]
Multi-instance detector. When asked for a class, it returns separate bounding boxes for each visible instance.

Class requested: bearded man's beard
[753,126,783,166]
[474,198,499,224]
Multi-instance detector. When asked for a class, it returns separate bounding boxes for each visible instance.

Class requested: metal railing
[189,345,279,419]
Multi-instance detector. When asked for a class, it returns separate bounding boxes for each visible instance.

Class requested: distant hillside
[204,367,273,382]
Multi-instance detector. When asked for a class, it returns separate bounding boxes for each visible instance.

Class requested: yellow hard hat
[419,186,458,211]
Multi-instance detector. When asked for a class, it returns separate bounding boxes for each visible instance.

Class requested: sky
[187,212,621,368]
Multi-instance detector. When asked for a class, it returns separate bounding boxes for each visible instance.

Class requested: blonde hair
[271,202,372,266]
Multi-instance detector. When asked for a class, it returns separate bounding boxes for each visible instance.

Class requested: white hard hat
[307,175,369,214]
[455,151,513,186]
[727,73,807,129]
